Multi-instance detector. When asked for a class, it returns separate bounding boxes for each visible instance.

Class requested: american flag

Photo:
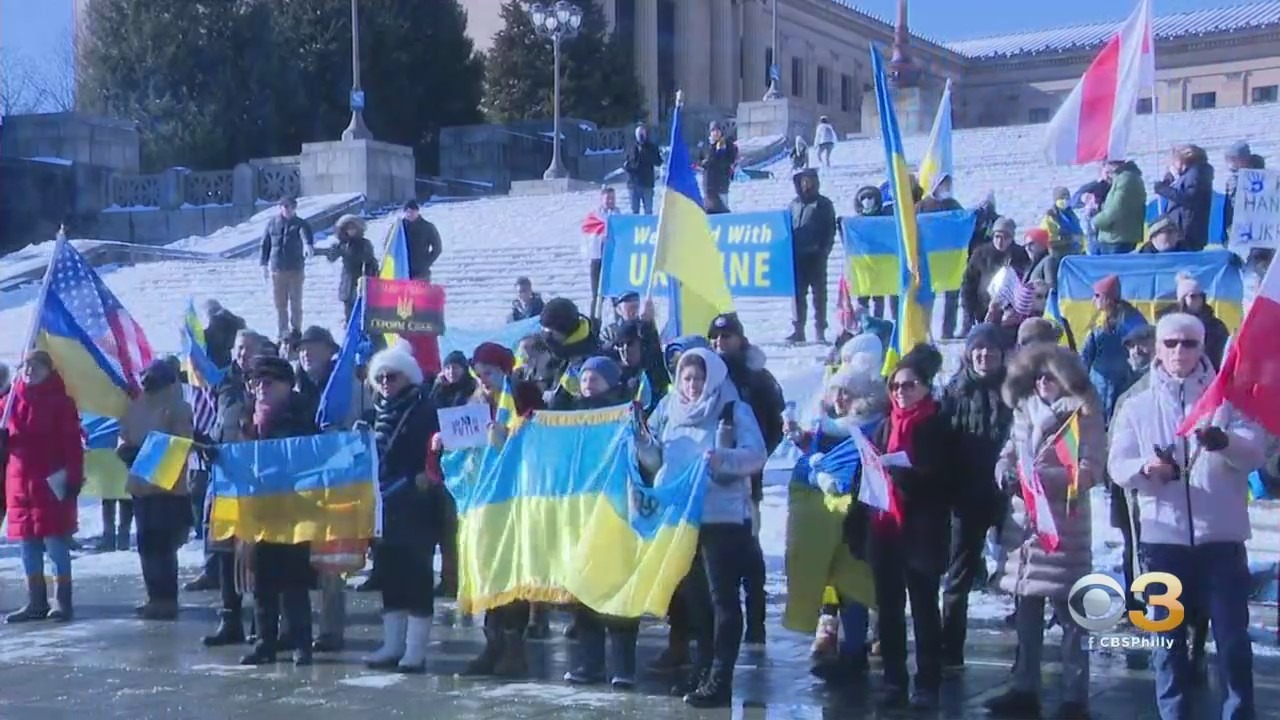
[184,384,220,437]
[990,266,1038,317]
[47,242,153,396]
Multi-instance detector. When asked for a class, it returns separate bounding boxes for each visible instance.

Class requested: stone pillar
[635,0,660,123]
[676,0,712,107]
[742,1,765,101]
[711,0,737,111]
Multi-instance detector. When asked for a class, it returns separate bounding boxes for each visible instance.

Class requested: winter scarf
[252,394,290,437]
[373,385,421,457]
[947,365,1007,441]
[666,348,732,428]
[887,395,939,463]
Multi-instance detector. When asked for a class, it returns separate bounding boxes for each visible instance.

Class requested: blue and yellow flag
[1055,252,1243,337]
[130,431,194,491]
[376,220,411,347]
[316,294,368,430]
[870,47,933,372]
[210,431,379,544]
[917,78,953,197]
[180,299,225,389]
[442,404,707,618]
[494,375,519,430]
[655,98,735,340]
[81,414,130,499]
[841,211,975,297]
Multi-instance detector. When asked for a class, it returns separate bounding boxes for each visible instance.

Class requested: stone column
[711,0,737,110]
[741,0,765,101]
[676,0,712,107]
[635,0,660,122]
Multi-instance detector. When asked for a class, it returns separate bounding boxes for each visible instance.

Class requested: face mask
[860,198,876,210]
[1055,199,1068,210]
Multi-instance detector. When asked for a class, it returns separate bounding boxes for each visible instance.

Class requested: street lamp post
[527,1,583,180]
[764,0,783,100]
[342,0,372,141]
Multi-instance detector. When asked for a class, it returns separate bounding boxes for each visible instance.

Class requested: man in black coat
[1154,145,1214,251]
[938,324,1013,669]
[402,200,443,281]
[624,125,662,215]
[540,297,603,406]
[203,300,246,370]
[961,216,1030,333]
[699,122,738,215]
[260,196,316,342]
[707,313,785,645]
[787,169,837,344]
[509,277,545,322]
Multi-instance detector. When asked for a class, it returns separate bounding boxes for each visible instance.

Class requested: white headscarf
[668,348,733,427]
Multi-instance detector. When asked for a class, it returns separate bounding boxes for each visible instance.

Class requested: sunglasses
[374,371,404,384]
[1036,372,1059,384]
[889,379,919,392]
[1162,338,1200,350]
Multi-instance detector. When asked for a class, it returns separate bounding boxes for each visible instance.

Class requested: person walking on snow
[260,196,316,342]
[700,122,738,215]
[788,169,837,344]
[3,351,83,623]
[624,124,662,215]
[323,215,378,325]
[814,116,837,168]
[402,200,443,282]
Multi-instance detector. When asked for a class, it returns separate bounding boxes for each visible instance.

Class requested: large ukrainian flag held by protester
[917,78,953,198]
[209,431,380,544]
[1054,252,1244,336]
[655,93,735,340]
[871,47,933,371]
[377,220,411,346]
[36,240,154,419]
[443,404,707,618]
[130,431,195,491]
[180,299,224,388]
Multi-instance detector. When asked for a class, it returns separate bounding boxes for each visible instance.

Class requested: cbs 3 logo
[1067,572,1184,633]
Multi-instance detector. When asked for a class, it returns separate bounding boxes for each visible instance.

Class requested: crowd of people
[0,119,1272,720]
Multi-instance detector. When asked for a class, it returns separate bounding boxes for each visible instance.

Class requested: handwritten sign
[437,404,491,450]
[1230,169,1280,251]
[600,210,796,297]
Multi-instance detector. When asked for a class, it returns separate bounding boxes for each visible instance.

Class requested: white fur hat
[366,347,424,388]
[838,333,884,378]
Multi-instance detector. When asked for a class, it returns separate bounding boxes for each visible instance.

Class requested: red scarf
[886,395,938,464]
[252,394,289,438]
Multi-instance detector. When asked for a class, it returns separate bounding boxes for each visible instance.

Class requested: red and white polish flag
[1179,259,1280,437]
[1044,0,1154,166]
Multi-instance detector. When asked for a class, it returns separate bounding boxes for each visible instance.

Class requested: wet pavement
[0,570,1277,720]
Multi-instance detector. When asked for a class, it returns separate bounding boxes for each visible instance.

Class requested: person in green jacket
[1089,160,1146,254]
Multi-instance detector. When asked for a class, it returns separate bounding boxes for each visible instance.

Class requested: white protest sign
[1230,168,1280,251]
[437,403,491,450]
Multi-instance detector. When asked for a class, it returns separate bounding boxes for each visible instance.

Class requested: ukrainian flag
[129,431,194,491]
[654,95,734,340]
[1055,252,1244,337]
[180,299,225,388]
[871,47,933,371]
[842,211,974,297]
[494,374,519,430]
[210,431,380,544]
[376,220,411,347]
[443,404,706,618]
[81,414,130,499]
[917,78,953,197]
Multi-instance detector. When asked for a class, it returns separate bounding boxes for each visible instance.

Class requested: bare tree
[0,34,77,117]
[0,47,44,116]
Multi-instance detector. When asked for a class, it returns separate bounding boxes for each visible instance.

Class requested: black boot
[527,604,551,640]
[241,606,278,665]
[462,619,501,677]
[47,579,73,622]
[670,666,708,697]
[683,672,733,709]
[98,502,117,552]
[117,500,134,551]
[985,689,1042,719]
[608,628,638,689]
[647,629,690,674]
[203,609,246,647]
[785,327,806,344]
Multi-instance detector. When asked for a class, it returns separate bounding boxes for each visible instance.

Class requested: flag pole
[643,89,683,303]
[1,227,68,429]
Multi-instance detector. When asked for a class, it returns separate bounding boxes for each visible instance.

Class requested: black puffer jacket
[941,364,1013,526]
[1155,159,1215,251]
[325,236,378,304]
[789,169,837,258]
[404,217,443,279]
[373,385,439,547]
[961,243,1032,321]
[624,140,662,190]
[510,293,545,322]
[700,140,738,198]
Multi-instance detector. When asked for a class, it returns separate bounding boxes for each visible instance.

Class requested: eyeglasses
[374,371,403,384]
[1036,373,1058,383]
[1185,292,1206,300]
[1162,338,1200,350]
[889,379,919,392]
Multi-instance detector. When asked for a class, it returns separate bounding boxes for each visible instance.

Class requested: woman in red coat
[4,351,84,623]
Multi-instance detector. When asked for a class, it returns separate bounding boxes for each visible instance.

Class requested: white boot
[365,610,408,669]
[397,615,433,673]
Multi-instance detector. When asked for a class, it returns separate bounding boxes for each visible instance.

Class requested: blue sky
[0,0,1241,81]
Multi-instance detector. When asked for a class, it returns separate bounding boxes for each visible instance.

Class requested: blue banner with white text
[601,210,796,297]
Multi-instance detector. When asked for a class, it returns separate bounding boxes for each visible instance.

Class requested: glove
[1195,426,1229,452]
[303,245,314,260]
[816,471,839,495]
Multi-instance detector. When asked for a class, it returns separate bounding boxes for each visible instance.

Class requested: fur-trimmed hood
[1002,343,1097,409]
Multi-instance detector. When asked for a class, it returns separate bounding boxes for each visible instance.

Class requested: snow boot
[6,575,51,623]
[462,614,501,676]
[47,578,73,622]
[564,619,606,685]
[647,628,690,674]
[98,502,117,552]
[683,672,733,709]
[397,615,432,674]
[203,609,246,647]
[985,689,1043,719]
[365,610,408,670]
[608,628,638,689]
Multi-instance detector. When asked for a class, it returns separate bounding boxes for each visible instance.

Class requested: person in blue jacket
[1081,274,1148,421]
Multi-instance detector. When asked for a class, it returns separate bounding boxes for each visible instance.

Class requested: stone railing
[111,173,163,208]
[584,127,628,154]
[183,170,234,206]
[108,159,301,210]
